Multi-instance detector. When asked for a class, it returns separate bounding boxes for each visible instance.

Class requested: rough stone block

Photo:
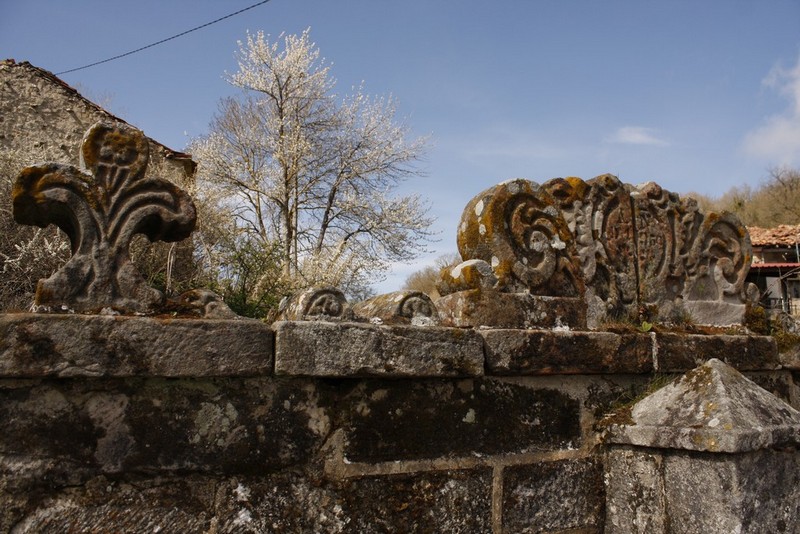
[503,457,605,533]
[352,290,439,325]
[338,378,582,462]
[0,313,273,377]
[745,370,796,407]
[274,320,484,377]
[0,378,329,485]
[654,332,778,372]
[7,470,493,533]
[482,329,652,375]
[604,447,667,534]
[663,450,800,534]
[682,300,747,327]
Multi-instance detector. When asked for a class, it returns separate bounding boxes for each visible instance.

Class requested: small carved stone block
[277,287,351,321]
[352,290,438,325]
[13,122,197,313]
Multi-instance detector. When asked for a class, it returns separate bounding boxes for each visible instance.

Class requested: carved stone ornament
[13,122,197,313]
[276,287,351,321]
[352,290,438,325]
[442,175,756,328]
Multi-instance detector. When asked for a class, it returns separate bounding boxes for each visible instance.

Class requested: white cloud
[605,126,669,147]
[743,54,800,165]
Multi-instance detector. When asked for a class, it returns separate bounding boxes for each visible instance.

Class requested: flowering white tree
[190,29,433,299]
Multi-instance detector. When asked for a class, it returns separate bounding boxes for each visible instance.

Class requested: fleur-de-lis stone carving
[13,122,197,313]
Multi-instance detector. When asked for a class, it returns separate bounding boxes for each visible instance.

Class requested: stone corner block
[273,320,484,377]
[605,358,800,453]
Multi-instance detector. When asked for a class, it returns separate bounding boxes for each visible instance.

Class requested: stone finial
[441,175,756,328]
[12,122,197,313]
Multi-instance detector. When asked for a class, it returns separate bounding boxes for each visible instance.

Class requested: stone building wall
[0,59,194,185]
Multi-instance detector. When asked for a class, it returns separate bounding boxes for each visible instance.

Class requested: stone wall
[4,120,800,532]
[0,313,796,533]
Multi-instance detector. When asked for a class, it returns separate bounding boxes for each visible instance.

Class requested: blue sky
[3,1,800,292]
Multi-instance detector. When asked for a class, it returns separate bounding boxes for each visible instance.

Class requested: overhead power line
[56,0,272,75]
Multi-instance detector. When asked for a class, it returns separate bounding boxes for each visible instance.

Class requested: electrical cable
[56,0,272,75]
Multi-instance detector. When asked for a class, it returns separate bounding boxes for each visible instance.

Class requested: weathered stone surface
[435,289,586,329]
[13,122,197,313]
[0,313,273,377]
[654,332,778,372]
[7,469,492,533]
[662,450,800,534]
[605,359,800,452]
[604,447,667,534]
[276,286,351,321]
[274,320,484,377]
[0,61,195,185]
[503,457,605,533]
[607,447,800,534]
[338,378,582,462]
[0,378,329,486]
[482,329,652,375]
[3,475,216,534]
[745,371,797,408]
[437,258,497,295]
[352,290,438,325]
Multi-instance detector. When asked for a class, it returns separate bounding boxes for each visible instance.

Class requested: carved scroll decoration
[456,179,582,296]
[447,174,755,326]
[544,174,639,319]
[351,290,438,325]
[277,287,350,321]
[305,289,347,317]
[13,122,196,313]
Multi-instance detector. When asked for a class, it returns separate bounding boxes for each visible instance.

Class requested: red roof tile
[747,225,800,247]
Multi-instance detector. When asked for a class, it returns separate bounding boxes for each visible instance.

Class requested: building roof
[750,262,800,269]
[747,225,800,248]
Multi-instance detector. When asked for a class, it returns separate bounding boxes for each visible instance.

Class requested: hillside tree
[688,166,800,227]
[190,29,433,301]
[403,252,462,298]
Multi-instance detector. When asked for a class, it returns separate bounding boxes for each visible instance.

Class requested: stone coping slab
[654,332,779,372]
[0,313,273,377]
[274,321,484,377]
[0,313,783,379]
[482,330,653,375]
[482,329,778,375]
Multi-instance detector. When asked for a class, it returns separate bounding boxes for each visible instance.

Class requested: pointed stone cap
[606,358,800,452]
